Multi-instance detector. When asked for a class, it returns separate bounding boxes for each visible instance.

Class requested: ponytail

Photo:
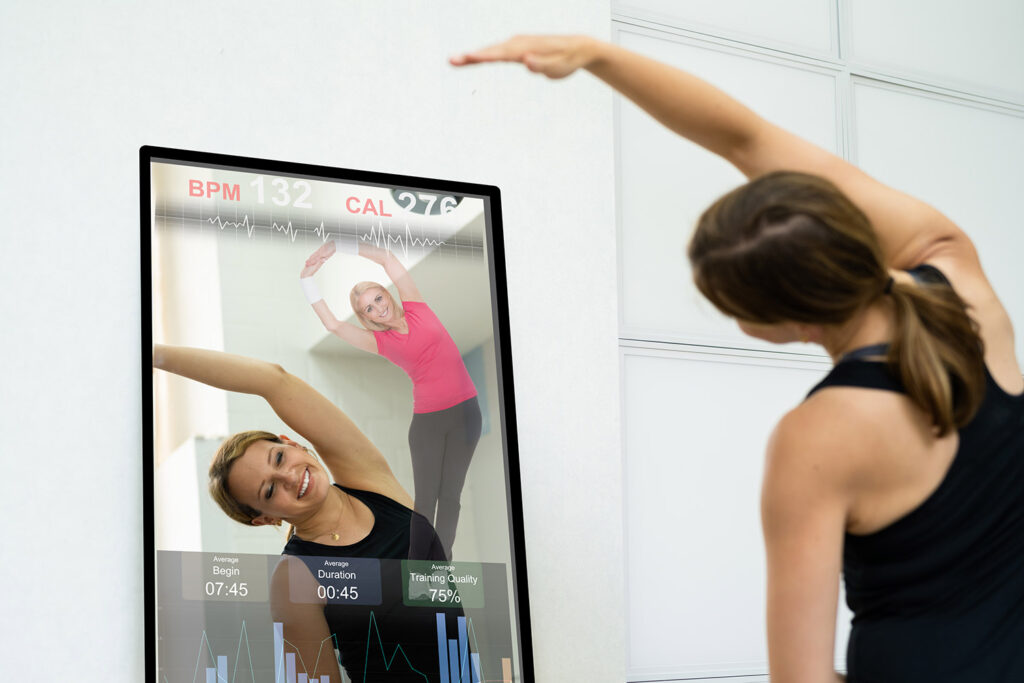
[887,278,985,436]
[688,171,987,436]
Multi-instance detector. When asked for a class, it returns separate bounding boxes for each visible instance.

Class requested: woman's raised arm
[153,344,405,498]
[451,36,971,271]
[453,35,1020,386]
[301,241,378,353]
[357,242,423,303]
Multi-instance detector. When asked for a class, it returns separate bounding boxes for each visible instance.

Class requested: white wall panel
[622,348,849,679]
[617,28,838,355]
[851,80,1024,371]
[615,0,835,57]
[844,0,1024,103]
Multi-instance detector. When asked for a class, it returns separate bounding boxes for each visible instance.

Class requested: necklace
[328,489,345,541]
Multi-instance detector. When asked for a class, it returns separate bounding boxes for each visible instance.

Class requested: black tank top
[283,485,447,561]
[282,486,451,682]
[808,345,1024,681]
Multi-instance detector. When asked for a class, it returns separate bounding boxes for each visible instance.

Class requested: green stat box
[401,560,485,609]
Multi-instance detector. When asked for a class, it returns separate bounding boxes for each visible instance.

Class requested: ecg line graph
[205,214,450,260]
[154,200,485,258]
[359,222,447,259]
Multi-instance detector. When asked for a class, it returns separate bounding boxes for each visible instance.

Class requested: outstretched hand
[449,35,597,79]
[301,241,337,278]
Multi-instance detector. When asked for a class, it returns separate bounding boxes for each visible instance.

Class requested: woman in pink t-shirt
[300,237,481,558]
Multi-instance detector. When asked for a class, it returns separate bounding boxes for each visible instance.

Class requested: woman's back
[808,351,1024,681]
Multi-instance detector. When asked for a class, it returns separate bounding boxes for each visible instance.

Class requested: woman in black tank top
[153,344,450,682]
[453,36,1024,681]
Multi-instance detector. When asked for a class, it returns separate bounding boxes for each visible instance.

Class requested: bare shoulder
[765,389,909,503]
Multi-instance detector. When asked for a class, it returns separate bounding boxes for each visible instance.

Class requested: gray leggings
[408,397,482,557]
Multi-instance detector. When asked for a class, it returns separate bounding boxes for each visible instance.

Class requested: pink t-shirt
[373,301,477,413]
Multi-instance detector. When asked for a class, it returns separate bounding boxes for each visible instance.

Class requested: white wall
[0,2,622,680]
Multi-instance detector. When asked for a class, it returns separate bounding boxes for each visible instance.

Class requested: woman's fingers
[450,35,591,79]
[449,39,524,66]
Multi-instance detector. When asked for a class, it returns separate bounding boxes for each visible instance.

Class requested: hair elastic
[300,277,323,304]
[883,276,895,295]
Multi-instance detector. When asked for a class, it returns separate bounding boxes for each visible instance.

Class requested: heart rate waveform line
[206,214,322,244]
[360,221,447,260]
[153,204,485,258]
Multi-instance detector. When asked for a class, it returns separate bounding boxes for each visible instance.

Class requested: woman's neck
[820,299,896,363]
[291,487,348,541]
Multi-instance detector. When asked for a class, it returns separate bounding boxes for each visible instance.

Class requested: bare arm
[310,299,378,354]
[453,34,1020,387]
[454,36,963,268]
[357,242,423,303]
[761,408,852,683]
[302,242,378,353]
[153,344,406,498]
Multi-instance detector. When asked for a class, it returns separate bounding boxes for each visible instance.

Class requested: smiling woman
[209,431,336,534]
[152,343,450,682]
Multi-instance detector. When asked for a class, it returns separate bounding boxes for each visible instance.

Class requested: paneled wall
[613,1,1024,680]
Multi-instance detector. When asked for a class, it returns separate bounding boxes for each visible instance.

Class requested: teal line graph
[176,619,258,683]
[280,631,339,681]
[361,611,431,683]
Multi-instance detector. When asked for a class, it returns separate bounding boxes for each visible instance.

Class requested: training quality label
[402,560,485,609]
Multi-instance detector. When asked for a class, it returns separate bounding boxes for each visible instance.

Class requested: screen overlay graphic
[143,148,529,683]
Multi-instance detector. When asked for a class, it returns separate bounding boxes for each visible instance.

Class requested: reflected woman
[451,36,1024,681]
[154,344,452,682]
[300,237,481,558]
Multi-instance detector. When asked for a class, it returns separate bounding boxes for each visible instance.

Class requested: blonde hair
[349,281,404,331]
[208,430,281,526]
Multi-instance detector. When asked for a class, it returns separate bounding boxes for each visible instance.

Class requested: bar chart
[166,613,514,683]
[273,622,331,683]
[435,613,512,683]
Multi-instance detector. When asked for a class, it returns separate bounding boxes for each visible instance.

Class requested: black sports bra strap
[839,342,890,363]
[907,263,951,287]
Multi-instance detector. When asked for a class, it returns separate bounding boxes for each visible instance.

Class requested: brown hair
[349,281,404,331]
[688,171,985,435]
[208,430,281,525]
